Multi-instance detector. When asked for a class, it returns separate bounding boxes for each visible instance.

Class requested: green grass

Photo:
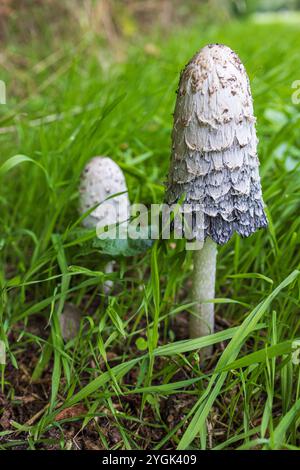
[1,18,300,449]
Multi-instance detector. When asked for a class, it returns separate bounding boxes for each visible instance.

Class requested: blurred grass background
[0,0,300,451]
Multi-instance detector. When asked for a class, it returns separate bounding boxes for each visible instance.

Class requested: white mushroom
[80,156,130,230]
[166,44,268,349]
[79,156,130,293]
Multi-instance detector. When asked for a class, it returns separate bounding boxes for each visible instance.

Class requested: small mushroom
[79,156,130,293]
[59,303,81,341]
[166,44,268,348]
[80,156,130,231]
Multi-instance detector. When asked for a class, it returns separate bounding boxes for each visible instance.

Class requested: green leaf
[68,265,104,278]
[66,225,155,257]
[107,303,126,338]
[0,155,51,188]
[92,234,153,257]
[154,323,265,357]
[228,273,274,284]
[217,339,295,372]
[136,337,148,351]
[271,398,300,449]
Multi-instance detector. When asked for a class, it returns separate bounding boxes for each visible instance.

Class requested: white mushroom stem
[190,238,217,344]
[103,261,115,295]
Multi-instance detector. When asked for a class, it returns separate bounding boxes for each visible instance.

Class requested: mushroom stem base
[190,238,217,355]
[103,261,115,295]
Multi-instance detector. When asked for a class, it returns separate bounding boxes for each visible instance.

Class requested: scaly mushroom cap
[79,156,130,230]
[166,44,268,245]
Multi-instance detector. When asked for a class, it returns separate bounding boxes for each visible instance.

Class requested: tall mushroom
[79,156,130,292]
[166,44,268,344]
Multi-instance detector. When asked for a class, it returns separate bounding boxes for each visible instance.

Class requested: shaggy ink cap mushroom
[79,156,130,232]
[79,156,130,295]
[166,44,268,245]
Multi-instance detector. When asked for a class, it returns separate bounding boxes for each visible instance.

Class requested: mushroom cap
[166,44,268,245]
[79,156,130,229]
